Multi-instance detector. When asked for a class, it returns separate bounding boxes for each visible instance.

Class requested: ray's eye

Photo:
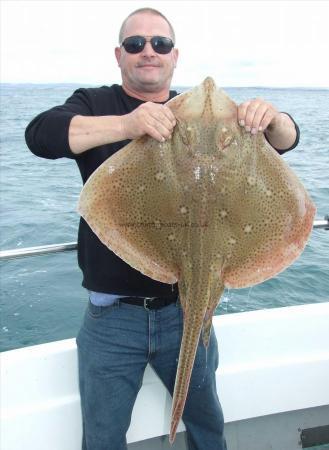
[178,121,195,147]
[218,127,233,151]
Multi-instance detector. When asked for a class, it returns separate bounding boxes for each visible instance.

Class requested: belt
[119,296,178,310]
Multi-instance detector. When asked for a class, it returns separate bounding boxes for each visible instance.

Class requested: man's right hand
[121,102,176,142]
[69,103,177,155]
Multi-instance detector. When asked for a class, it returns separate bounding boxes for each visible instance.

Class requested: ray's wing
[206,129,316,289]
[78,135,180,283]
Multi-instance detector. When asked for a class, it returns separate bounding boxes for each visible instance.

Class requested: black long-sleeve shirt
[25,84,299,296]
[25,84,181,296]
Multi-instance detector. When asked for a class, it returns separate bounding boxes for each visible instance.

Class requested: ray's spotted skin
[78,77,316,443]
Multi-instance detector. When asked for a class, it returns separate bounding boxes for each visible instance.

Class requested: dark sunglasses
[121,35,174,54]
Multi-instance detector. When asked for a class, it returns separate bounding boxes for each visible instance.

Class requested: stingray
[78,77,316,443]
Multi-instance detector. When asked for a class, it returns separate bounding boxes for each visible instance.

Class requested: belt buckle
[144,297,157,310]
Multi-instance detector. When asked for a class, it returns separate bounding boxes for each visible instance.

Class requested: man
[25,7,300,450]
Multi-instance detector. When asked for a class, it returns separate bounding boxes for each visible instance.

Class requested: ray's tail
[169,306,207,444]
[169,279,225,444]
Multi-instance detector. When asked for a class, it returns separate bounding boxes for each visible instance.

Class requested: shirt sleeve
[264,112,300,155]
[25,88,92,160]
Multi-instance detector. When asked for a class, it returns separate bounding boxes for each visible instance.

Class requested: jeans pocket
[87,300,114,319]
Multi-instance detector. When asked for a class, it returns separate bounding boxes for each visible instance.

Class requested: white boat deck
[1,301,329,450]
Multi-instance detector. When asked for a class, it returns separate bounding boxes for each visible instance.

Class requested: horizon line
[1,82,328,90]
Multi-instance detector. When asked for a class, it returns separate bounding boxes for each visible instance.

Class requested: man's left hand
[237,98,280,135]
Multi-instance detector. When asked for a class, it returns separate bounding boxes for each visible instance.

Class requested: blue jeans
[76,298,227,450]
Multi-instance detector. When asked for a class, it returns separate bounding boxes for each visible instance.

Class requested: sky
[1,0,329,87]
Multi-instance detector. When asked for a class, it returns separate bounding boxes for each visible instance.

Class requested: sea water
[0,84,328,352]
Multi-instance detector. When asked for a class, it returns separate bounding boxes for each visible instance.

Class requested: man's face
[115,13,179,94]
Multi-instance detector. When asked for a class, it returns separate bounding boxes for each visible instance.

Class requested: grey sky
[1,0,328,87]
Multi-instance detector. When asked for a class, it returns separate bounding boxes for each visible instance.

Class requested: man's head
[115,8,179,100]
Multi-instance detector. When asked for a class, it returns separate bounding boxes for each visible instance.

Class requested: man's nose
[141,41,156,56]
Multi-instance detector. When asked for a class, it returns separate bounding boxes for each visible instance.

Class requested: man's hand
[237,98,280,135]
[237,98,297,150]
[121,102,176,142]
[69,103,176,154]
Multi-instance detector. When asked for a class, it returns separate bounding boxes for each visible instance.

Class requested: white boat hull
[1,302,329,450]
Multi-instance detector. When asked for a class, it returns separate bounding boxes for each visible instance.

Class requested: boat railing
[0,242,78,260]
[0,215,328,261]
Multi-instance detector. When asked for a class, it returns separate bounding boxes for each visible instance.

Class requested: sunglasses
[121,35,174,54]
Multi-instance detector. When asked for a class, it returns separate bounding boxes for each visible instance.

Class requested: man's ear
[173,48,179,68]
[115,47,121,66]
